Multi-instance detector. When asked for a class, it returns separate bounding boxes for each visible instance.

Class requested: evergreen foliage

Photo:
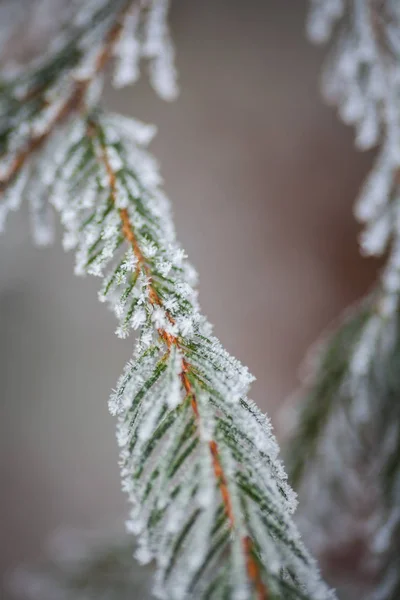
[287,2,400,597]
[0,1,334,599]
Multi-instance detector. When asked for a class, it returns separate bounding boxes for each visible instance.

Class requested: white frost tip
[135,546,154,565]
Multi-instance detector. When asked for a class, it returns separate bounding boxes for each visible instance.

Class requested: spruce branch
[0,2,335,599]
[287,1,400,596]
[38,108,333,599]
[0,0,130,189]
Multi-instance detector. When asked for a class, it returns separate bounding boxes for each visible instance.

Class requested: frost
[142,0,179,101]
[0,167,29,232]
[0,2,335,597]
[350,315,381,378]
[113,5,141,88]
[306,0,344,44]
[373,508,400,554]
[360,211,392,256]
[290,4,400,596]
[89,107,331,596]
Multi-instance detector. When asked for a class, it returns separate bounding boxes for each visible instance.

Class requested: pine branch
[287,298,373,489]
[37,109,333,599]
[0,0,130,187]
[0,2,335,599]
[287,1,400,595]
[0,0,178,235]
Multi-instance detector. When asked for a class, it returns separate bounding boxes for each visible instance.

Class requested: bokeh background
[0,0,379,596]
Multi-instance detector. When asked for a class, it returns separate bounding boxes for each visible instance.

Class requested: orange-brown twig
[2,2,268,594]
[244,536,268,600]
[0,5,130,192]
[96,124,268,598]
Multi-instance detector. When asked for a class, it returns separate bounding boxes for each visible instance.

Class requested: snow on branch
[15,107,332,599]
[287,2,400,596]
[0,0,178,238]
[0,1,334,599]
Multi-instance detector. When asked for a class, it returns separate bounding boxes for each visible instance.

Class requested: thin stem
[0,1,133,191]
[95,120,268,599]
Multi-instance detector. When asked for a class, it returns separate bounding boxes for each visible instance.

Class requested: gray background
[0,0,378,592]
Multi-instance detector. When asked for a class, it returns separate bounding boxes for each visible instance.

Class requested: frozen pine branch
[286,1,400,596]
[10,106,334,599]
[0,2,334,599]
[287,297,400,596]
[0,0,177,231]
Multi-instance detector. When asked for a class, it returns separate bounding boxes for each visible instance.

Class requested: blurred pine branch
[287,2,400,598]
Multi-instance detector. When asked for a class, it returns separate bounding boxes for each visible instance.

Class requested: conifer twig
[287,2,400,596]
[0,0,132,191]
[93,116,272,600]
[0,2,335,599]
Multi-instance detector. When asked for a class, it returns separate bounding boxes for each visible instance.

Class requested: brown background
[0,0,378,594]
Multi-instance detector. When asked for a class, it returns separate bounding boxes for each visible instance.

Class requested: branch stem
[95,121,268,599]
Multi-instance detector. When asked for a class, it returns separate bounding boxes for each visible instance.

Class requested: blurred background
[0,0,379,596]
